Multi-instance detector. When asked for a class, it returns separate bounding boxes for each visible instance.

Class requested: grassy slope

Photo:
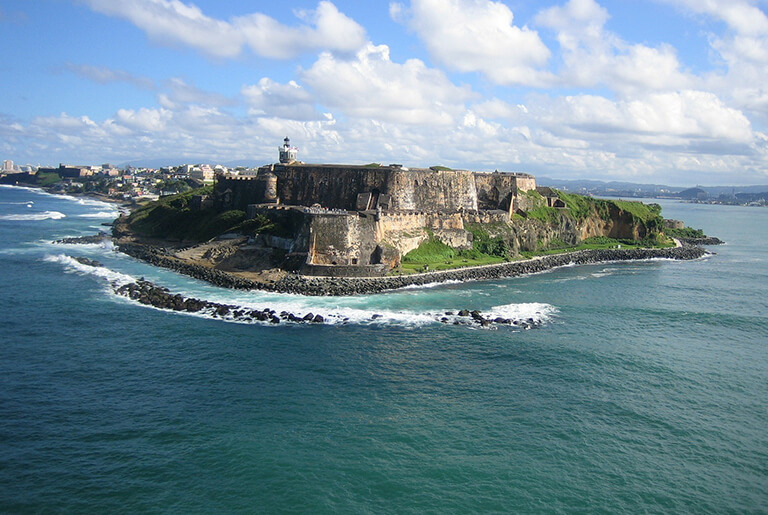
[399,191,673,273]
[125,187,273,242]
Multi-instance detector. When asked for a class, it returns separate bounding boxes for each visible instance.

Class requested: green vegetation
[611,199,660,223]
[665,226,706,239]
[36,172,61,187]
[522,189,544,200]
[157,179,192,194]
[555,191,594,220]
[429,165,453,171]
[125,186,275,242]
[399,226,510,273]
[519,234,674,258]
[402,236,456,264]
[465,225,511,259]
[361,163,382,168]
[525,206,561,223]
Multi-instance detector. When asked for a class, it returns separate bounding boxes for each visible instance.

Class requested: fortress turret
[278,137,298,164]
[260,171,278,203]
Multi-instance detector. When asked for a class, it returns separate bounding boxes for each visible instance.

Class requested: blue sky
[2,0,768,185]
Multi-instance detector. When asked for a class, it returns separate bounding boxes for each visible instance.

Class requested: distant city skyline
[1,0,768,185]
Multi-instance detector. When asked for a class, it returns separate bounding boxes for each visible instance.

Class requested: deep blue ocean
[1,184,766,513]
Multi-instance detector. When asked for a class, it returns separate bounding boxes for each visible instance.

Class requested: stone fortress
[214,138,542,276]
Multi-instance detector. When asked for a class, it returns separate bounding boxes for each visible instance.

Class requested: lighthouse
[278,137,299,164]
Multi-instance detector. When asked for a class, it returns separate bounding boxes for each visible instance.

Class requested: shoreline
[115,241,710,296]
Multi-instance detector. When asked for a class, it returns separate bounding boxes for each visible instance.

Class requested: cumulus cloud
[300,43,475,124]
[661,0,768,119]
[536,0,691,94]
[391,0,553,86]
[80,0,367,59]
[241,79,321,121]
[116,107,172,132]
[542,91,754,146]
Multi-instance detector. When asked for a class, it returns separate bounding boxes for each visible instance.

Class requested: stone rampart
[218,165,534,215]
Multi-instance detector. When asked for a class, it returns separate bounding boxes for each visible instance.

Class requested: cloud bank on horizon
[1,0,768,185]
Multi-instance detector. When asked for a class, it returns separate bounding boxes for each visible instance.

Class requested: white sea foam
[398,279,464,291]
[43,254,135,287]
[78,211,119,219]
[488,302,558,323]
[43,253,558,329]
[0,211,66,221]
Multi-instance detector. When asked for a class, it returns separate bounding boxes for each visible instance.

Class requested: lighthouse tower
[278,137,299,164]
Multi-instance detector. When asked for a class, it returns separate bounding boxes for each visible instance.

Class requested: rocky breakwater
[54,232,111,245]
[678,236,725,246]
[117,241,708,296]
[74,256,532,329]
[114,279,327,325]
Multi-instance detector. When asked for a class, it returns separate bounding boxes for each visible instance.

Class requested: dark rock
[73,256,104,268]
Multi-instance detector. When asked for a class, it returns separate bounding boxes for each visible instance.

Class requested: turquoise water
[1,185,766,513]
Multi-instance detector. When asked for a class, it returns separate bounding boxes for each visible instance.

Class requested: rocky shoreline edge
[70,256,544,329]
[112,241,711,296]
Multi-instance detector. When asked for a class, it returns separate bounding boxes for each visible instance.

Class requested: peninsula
[108,138,715,295]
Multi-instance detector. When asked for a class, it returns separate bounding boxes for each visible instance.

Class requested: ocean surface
[1,184,766,513]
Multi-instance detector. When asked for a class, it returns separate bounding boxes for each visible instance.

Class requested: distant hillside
[677,187,707,200]
[537,176,768,199]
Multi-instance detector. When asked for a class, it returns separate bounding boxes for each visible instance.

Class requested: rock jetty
[678,236,725,246]
[108,274,539,329]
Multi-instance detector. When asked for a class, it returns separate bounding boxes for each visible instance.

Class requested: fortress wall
[376,211,471,257]
[462,210,514,225]
[386,169,478,211]
[308,212,379,266]
[220,166,535,216]
[473,173,537,212]
[514,174,537,192]
[273,165,392,210]
[474,173,516,211]
[217,176,262,211]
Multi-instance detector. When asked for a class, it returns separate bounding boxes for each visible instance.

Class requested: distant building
[37,164,94,178]
[190,164,215,182]
[278,137,299,164]
[3,160,15,172]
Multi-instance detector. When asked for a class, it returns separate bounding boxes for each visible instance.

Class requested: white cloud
[241,78,321,121]
[669,0,768,36]
[536,0,691,94]
[300,43,475,124]
[80,0,367,59]
[655,1,768,119]
[116,107,172,132]
[391,0,552,86]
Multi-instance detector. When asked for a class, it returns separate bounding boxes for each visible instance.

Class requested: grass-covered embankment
[123,187,274,242]
[398,191,675,274]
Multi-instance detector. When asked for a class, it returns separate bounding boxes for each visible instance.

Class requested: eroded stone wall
[219,166,534,215]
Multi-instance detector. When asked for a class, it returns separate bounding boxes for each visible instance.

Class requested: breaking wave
[0,211,66,221]
[43,254,135,287]
[44,254,558,330]
[78,211,119,219]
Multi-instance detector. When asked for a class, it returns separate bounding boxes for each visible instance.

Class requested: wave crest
[0,211,66,221]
